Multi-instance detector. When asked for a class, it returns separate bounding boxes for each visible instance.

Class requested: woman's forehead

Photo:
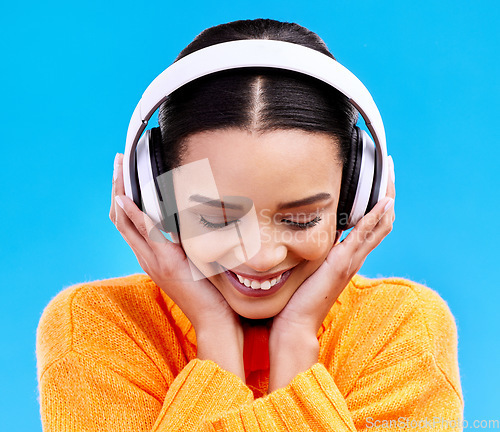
[181,128,342,180]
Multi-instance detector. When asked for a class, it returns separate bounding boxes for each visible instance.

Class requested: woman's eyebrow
[188,192,332,211]
[188,194,244,210]
[276,192,332,210]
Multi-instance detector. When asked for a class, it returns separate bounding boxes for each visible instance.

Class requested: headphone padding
[337,126,362,230]
[149,127,181,240]
[348,129,376,228]
[150,127,168,177]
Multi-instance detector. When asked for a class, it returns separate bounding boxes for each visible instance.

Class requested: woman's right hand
[109,153,241,335]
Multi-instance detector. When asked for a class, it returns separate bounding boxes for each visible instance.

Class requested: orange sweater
[36,273,463,431]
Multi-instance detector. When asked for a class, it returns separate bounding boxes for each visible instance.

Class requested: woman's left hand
[270,156,396,349]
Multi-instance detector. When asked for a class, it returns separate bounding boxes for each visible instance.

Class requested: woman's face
[172,128,343,319]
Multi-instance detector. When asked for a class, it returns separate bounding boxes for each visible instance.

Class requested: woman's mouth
[222,266,294,297]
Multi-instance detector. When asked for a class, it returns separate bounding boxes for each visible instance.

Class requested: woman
[36,18,463,431]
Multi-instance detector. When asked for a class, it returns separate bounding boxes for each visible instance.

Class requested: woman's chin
[218,296,278,320]
[237,309,277,320]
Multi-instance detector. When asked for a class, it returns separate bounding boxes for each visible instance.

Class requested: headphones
[123,39,388,241]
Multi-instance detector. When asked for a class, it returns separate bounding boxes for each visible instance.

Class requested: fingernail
[384,198,394,213]
[113,153,119,181]
[115,195,124,209]
[388,155,395,184]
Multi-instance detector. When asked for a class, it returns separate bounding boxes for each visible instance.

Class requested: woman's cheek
[180,205,262,277]
[290,227,335,261]
[180,225,258,278]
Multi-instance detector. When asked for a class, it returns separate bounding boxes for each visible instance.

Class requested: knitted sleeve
[38,349,461,432]
[199,355,463,431]
[38,354,254,431]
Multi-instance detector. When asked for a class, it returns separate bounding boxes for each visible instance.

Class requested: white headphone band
[123,39,388,223]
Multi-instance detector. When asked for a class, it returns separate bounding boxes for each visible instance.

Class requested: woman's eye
[282,216,322,230]
[199,215,241,230]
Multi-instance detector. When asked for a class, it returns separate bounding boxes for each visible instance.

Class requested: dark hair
[158,18,358,174]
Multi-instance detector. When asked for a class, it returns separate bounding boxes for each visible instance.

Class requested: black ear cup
[149,127,168,177]
[336,126,363,230]
[148,127,181,237]
[129,148,142,210]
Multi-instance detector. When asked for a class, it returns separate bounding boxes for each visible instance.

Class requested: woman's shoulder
[325,273,459,382]
[37,274,160,338]
[344,273,459,343]
[36,274,196,381]
[319,274,463,409]
[348,273,455,316]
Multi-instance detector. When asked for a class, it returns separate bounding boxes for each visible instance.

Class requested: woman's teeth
[234,273,283,290]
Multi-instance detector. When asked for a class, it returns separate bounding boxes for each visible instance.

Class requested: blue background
[1,0,498,429]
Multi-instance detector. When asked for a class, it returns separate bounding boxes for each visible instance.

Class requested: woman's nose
[242,228,288,272]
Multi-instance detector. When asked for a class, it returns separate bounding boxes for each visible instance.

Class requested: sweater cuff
[207,363,357,431]
[277,362,356,431]
[152,358,254,432]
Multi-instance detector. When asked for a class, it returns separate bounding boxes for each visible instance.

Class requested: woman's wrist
[195,322,246,383]
[268,326,319,393]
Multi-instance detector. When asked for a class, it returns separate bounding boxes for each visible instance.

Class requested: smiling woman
[36,18,463,432]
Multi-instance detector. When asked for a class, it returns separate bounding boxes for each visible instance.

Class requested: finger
[386,155,396,200]
[386,155,396,223]
[115,194,192,282]
[322,159,396,280]
[351,154,395,244]
[113,152,174,246]
[339,196,394,256]
[114,194,159,267]
[357,195,395,256]
[115,194,172,253]
[114,153,125,196]
[113,155,185,267]
[359,208,394,253]
[109,153,120,223]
